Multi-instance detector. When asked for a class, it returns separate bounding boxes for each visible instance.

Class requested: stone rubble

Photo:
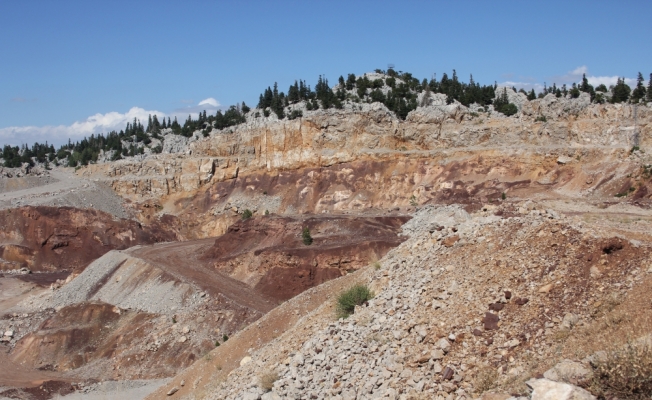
[198,203,649,400]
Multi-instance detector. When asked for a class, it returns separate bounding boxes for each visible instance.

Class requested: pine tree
[346,74,356,91]
[527,89,536,100]
[611,78,631,103]
[648,73,652,102]
[270,82,285,118]
[569,83,580,98]
[579,73,595,101]
[288,81,299,103]
[631,72,647,103]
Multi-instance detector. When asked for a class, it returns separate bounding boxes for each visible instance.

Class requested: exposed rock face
[76,101,652,202]
[494,86,529,111]
[161,132,191,154]
[201,214,409,301]
[522,92,593,120]
[0,206,178,273]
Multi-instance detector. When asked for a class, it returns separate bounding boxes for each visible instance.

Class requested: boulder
[544,360,593,385]
[527,378,595,400]
[560,313,579,331]
[557,156,574,165]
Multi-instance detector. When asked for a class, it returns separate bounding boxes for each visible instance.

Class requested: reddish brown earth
[202,214,410,301]
[0,214,409,398]
[10,302,154,371]
[128,238,278,313]
[0,206,179,273]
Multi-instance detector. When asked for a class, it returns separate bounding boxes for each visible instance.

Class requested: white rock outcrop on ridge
[494,86,529,111]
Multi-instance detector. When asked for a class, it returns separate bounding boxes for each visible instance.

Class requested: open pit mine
[1,79,652,400]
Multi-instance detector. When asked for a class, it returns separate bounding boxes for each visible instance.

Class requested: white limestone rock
[527,378,595,400]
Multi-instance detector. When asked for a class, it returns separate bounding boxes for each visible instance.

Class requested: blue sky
[1,0,650,146]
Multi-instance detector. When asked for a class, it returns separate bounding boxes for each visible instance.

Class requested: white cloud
[0,97,224,147]
[171,98,221,120]
[499,66,640,95]
[571,66,588,75]
[498,81,545,93]
[0,107,166,147]
[553,66,635,88]
[198,97,219,107]
[586,75,636,88]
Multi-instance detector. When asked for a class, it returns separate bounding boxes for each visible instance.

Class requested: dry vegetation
[590,339,652,399]
[258,370,279,392]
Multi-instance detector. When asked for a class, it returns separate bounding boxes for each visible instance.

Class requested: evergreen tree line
[3,70,651,169]
[1,98,252,168]
[257,76,344,119]
[2,142,55,168]
[257,69,501,120]
[539,72,651,104]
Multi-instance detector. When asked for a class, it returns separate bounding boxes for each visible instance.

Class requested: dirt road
[128,239,277,314]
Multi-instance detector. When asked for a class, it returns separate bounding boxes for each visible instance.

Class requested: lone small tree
[302,227,313,245]
[631,72,647,103]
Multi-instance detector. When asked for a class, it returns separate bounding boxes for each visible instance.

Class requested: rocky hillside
[152,202,652,400]
[71,93,652,244]
[1,76,652,400]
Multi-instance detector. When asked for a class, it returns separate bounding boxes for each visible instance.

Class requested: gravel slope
[0,168,130,219]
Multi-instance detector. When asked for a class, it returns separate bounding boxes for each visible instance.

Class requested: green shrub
[302,227,313,245]
[615,187,635,197]
[242,209,253,220]
[288,109,303,120]
[222,334,229,342]
[336,284,374,319]
[535,115,547,122]
[501,192,506,200]
[501,103,518,116]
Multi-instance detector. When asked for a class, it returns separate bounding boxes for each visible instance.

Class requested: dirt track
[0,351,65,390]
[127,239,277,314]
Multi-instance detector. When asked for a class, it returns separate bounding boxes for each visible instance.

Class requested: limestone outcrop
[76,100,651,203]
